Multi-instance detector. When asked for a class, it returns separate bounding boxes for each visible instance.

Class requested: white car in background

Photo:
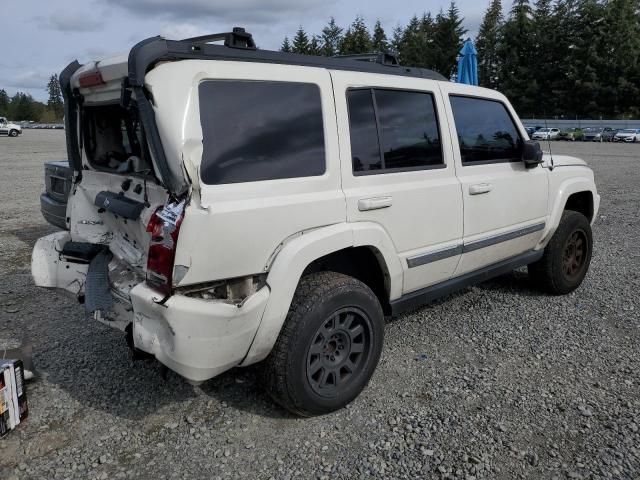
[0,117,22,137]
[531,127,560,140]
[613,129,640,143]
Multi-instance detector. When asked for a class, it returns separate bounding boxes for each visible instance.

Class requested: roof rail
[181,27,256,50]
[334,53,400,67]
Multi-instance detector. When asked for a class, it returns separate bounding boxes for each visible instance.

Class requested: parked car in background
[557,128,584,141]
[613,129,640,142]
[532,127,560,140]
[40,161,72,230]
[583,127,616,142]
[0,117,22,137]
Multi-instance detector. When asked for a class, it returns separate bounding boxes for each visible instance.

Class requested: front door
[440,84,548,276]
[331,71,463,294]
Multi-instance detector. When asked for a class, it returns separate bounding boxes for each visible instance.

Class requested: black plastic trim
[59,61,83,175]
[391,249,544,316]
[463,222,546,253]
[407,245,463,268]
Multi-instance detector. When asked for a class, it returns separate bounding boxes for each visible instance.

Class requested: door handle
[358,196,393,211]
[469,183,493,195]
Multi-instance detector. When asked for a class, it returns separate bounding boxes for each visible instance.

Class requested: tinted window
[199,81,325,184]
[375,90,442,169]
[347,89,443,174]
[347,89,382,172]
[450,96,523,164]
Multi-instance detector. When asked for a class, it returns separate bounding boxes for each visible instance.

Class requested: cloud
[8,70,53,90]
[105,0,335,22]
[160,23,207,40]
[47,11,102,32]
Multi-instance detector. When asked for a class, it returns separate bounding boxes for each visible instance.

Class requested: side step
[390,249,543,316]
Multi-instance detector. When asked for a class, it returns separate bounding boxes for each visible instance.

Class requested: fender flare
[537,176,599,249]
[240,222,402,366]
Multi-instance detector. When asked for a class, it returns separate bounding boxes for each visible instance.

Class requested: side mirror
[522,140,543,168]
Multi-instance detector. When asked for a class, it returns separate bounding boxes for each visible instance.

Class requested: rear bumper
[32,232,270,383]
[40,193,68,230]
[130,283,270,382]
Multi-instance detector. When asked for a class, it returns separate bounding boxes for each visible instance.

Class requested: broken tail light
[146,201,185,296]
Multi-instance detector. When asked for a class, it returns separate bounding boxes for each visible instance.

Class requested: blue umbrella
[456,38,478,86]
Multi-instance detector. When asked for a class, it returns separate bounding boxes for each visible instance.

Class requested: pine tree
[291,27,310,54]
[281,36,292,52]
[372,20,388,53]
[339,16,373,55]
[498,0,536,115]
[321,17,343,56]
[390,25,404,56]
[476,0,503,89]
[398,15,423,66]
[46,74,64,119]
[309,35,322,56]
[0,89,9,117]
[432,2,467,79]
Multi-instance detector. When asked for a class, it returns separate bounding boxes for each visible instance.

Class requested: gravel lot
[1,130,639,480]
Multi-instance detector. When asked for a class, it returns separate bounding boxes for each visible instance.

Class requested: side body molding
[241,222,402,366]
[537,173,600,249]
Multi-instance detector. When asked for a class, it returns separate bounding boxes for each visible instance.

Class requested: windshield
[537,128,550,132]
[621,129,635,133]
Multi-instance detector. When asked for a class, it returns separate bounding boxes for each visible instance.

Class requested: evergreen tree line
[0,74,64,122]
[281,0,640,119]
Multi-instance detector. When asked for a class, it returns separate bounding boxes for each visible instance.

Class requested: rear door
[440,84,548,276]
[331,71,463,294]
[0,120,7,135]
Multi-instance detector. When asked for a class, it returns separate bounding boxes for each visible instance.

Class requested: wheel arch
[240,222,402,366]
[537,175,599,250]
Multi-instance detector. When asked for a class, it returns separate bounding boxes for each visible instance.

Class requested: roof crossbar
[334,53,400,67]
[181,27,256,50]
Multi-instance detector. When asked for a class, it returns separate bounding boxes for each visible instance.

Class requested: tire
[262,271,384,416]
[528,210,593,295]
[9,129,18,137]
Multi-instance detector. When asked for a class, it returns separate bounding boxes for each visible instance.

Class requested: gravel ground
[1,130,639,480]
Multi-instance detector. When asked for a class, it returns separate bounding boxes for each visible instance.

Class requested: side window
[347,88,443,175]
[199,80,325,185]
[449,96,523,165]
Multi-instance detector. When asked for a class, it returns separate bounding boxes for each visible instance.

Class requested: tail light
[146,201,185,296]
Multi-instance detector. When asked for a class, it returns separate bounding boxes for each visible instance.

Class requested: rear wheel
[529,210,593,294]
[9,129,18,137]
[262,272,384,416]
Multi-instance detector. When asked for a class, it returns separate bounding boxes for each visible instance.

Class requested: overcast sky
[3,0,496,101]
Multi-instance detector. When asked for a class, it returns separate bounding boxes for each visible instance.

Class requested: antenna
[543,113,554,170]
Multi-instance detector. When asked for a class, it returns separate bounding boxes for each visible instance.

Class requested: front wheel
[528,210,593,295]
[262,272,384,416]
[9,129,18,137]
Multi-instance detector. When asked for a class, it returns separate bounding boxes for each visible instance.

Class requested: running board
[390,249,544,316]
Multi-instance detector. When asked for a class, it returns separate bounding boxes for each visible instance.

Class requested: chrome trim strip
[406,222,546,268]
[462,222,546,253]
[406,245,463,268]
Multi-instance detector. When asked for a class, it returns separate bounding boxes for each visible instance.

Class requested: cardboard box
[0,365,10,437]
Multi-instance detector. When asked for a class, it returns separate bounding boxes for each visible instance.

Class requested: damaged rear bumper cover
[32,232,270,382]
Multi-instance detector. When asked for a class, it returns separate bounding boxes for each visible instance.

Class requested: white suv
[32,29,599,416]
[0,117,22,137]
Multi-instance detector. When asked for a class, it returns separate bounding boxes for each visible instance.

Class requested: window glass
[347,89,382,173]
[199,81,325,185]
[375,90,443,169]
[347,88,443,174]
[450,96,523,164]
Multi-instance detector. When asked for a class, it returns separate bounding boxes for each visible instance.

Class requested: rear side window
[199,81,325,185]
[347,88,443,175]
[449,96,523,165]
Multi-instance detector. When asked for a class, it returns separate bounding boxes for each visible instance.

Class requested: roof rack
[334,53,399,67]
[181,27,256,50]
